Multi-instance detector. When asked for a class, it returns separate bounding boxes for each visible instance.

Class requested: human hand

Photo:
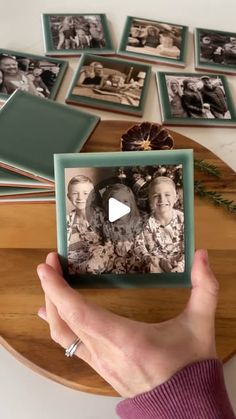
[37,249,218,397]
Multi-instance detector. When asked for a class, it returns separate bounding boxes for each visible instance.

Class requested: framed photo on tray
[0,48,67,101]
[54,149,194,288]
[66,53,151,116]
[156,71,236,127]
[42,13,115,56]
[195,27,236,75]
[117,16,188,67]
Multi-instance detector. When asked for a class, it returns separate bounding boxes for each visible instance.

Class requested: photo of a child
[49,14,106,51]
[135,176,184,273]
[0,50,64,99]
[123,17,184,61]
[68,55,150,114]
[100,183,144,273]
[66,175,105,275]
[65,165,184,276]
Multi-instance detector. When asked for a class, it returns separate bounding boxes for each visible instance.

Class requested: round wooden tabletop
[0,120,235,396]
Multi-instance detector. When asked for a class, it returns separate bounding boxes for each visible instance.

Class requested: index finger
[37,262,129,343]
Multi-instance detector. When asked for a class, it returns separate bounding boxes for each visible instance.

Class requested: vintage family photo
[66,54,150,116]
[0,49,66,99]
[166,74,231,119]
[118,16,187,66]
[195,28,236,73]
[42,14,114,55]
[157,72,236,126]
[65,164,185,276]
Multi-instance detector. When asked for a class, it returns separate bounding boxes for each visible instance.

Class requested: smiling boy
[135,176,184,273]
[66,175,104,274]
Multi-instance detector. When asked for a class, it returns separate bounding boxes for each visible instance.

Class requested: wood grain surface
[0,120,235,396]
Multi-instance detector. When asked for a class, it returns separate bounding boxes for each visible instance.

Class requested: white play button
[108,197,130,222]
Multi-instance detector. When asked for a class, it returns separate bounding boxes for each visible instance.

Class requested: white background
[0,0,235,418]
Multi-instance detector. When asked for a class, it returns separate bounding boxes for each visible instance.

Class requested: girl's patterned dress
[101,218,145,274]
[85,216,145,275]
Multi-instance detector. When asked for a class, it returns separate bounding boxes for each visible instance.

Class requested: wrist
[117,359,235,419]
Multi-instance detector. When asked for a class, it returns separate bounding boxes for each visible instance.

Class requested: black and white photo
[0,49,67,100]
[118,17,188,66]
[195,28,236,74]
[65,165,184,276]
[42,14,114,56]
[157,72,236,127]
[54,150,194,287]
[66,54,151,116]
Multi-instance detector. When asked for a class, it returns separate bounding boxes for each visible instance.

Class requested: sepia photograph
[54,150,194,287]
[66,54,151,116]
[0,49,67,100]
[157,72,236,127]
[195,28,236,74]
[42,13,115,56]
[118,16,188,66]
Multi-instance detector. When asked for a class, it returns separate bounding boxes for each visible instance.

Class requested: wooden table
[0,120,235,396]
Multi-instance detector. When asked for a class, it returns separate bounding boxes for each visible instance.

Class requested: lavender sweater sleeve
[116,359,235,419]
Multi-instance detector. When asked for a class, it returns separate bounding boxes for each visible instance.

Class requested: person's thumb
[185,249,219,320]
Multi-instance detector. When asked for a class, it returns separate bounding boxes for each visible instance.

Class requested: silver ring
[65,338,82,358]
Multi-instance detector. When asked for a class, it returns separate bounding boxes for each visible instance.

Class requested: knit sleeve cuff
[116,359,235,419]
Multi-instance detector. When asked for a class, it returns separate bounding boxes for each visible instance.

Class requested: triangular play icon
[108,197,130,222]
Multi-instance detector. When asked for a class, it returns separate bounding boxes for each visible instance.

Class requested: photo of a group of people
[48,14,106,51]
[165,74,231,119]
[42,13,115,56]
[126,18,183,60]
[117,16,188,66]
[67,54,150,115]
[197,29,236,69]
[65,165,184,276]
[0,51,65,99]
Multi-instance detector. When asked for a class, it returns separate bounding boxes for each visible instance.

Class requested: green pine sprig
[194,181,236,214]
[194,159,220,178]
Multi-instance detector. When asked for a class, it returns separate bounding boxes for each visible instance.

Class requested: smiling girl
[86,183,144,274]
